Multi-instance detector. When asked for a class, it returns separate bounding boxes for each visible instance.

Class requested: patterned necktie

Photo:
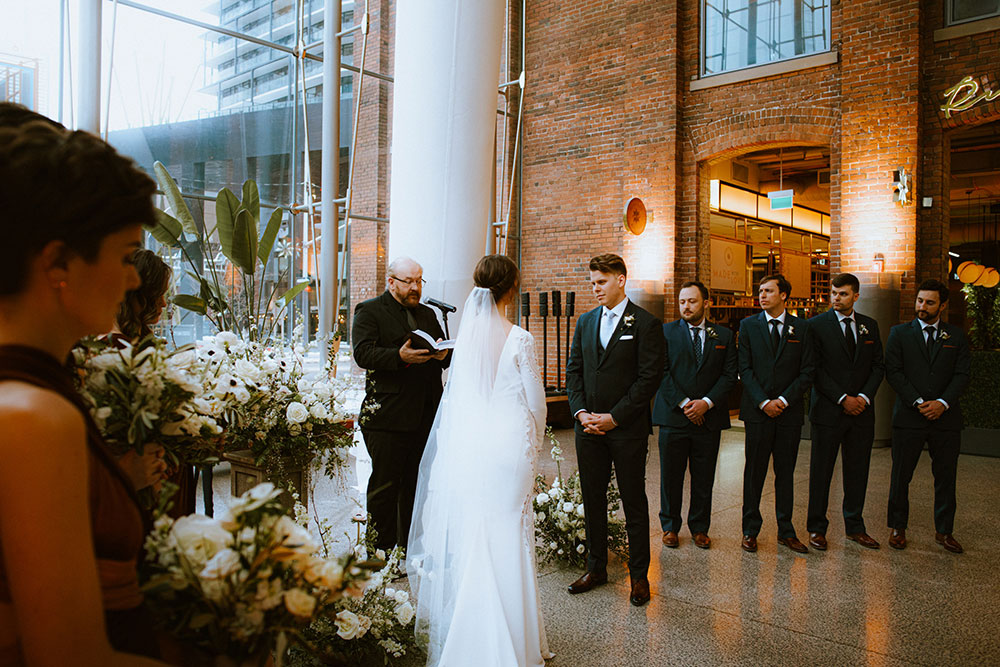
[843,317,857,358]
[770,319,781,353]
[925,325,935,355]
[691,326,703,366]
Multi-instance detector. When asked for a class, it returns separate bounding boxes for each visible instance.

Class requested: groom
[566,253,664,606]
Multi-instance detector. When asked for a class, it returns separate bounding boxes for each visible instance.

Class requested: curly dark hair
[116,249,171,340]
[0,119,156,296]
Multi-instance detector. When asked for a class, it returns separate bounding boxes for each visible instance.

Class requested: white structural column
[388,0,506,315]
[318,0,342,341]
[77,0,102,133]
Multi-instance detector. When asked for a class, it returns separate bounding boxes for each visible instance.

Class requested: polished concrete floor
[199,424,1000,666]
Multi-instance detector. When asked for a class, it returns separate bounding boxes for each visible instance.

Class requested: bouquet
[195,332,356,480]
[533,429,629,568]
[141,483,380,663]
[73,335,224,467]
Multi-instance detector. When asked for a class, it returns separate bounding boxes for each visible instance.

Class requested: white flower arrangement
[141,483,379,663]
[73,335,224,466]
[532,429,628,568]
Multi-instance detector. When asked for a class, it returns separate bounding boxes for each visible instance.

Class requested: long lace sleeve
[518,329,547,447]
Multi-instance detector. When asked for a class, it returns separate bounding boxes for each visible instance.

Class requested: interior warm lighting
[872,253,885,273]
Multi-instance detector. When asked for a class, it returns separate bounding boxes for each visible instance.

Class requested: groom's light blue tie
[600,310,616,349]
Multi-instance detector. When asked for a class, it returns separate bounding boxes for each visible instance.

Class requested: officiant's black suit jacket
[652,320,737,432]
[352,290,450,432]
[738,311,814,425]
[885,319,970,431]
[566,300,665,440]
[807,309,884,427]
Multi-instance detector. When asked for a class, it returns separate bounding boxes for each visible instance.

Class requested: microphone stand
[552,290,562,391]
[539,292,549,390]
[521,292,530,332]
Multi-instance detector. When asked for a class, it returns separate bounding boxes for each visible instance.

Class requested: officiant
[352,257,451,551]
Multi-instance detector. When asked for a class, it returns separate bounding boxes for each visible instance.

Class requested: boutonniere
[940,330,951,341]
[858,323,869,336]
[622,314,635,330]
[706,328,719,340]
[787,325,796,337]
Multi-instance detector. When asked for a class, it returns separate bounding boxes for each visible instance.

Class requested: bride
[406,255,553,666]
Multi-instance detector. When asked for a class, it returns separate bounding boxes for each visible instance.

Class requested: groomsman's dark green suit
[885,318,970,534]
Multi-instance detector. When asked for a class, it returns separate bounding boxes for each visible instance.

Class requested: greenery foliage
[964,351,1000,429]
[962,284,1000,351]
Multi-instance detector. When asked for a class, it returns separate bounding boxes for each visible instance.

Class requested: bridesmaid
[0,108,166,665]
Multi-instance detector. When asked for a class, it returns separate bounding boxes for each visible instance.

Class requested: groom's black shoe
[629,577,650,606]
[567,570,607,595]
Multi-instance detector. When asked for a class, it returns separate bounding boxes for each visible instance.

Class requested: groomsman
[885,279,970,553]
[566,253,664,606]
[738,274,814,554]
[653,281,737,549]
[805,273,884,551]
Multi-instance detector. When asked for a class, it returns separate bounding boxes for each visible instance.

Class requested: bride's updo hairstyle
[474,254,519,303]
[0,117,156,296]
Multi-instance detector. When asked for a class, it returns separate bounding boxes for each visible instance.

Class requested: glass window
[710,213,737,238]
[948,0,1000,24]
[703,0,831,76]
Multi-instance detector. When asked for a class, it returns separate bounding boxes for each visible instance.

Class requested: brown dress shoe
[846,532,880,549]
[935,533,964,554]
[630,577,650,606]
[662,531,679,548]
[888,528,906,550]
[778,536,809,553]
[567,570,608,595]
[692,532,711,549]
[741,535,757,552]
[808,532,827,550]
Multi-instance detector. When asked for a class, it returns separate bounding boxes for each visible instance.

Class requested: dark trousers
[742,420,802,539]
[576,433,650,579]
[658,426,721,535]
[807,418,874,535]
[887,427,960,534]
[363,420,432,550]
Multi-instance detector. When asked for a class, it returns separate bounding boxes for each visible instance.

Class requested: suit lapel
[912,319,931,363]
[775,314,798,360]
[756,311,776,364]
[829,310,852,361]
[929,322,946,363]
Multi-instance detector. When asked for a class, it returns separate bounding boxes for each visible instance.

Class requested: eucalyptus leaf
[172,294,208,315]
[153,162,197,236]
[257,207,283,263]
[232,208,258,274]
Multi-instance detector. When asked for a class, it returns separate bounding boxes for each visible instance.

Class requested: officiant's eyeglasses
[390,275,426,287]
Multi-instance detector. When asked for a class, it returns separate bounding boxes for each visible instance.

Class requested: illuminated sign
[768,189,794,211]
[941,75,1000,119]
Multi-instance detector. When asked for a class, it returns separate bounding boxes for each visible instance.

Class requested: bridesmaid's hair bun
[474,254,519,303]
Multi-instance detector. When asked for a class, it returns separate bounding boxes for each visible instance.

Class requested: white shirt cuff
[778,396,789,407]
[759,399,769,410]
[837,394,847,404]
[859,393,871,405]
[914,398,924,407]
[574,409,587,420]
[679,398,690,408]
[937,398,949,410]
[702,397,714,409]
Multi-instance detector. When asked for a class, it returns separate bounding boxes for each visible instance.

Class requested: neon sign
[941,75,1000,119]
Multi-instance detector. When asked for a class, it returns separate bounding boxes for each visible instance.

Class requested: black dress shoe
[567,570,608,595]
[630,578,650,606]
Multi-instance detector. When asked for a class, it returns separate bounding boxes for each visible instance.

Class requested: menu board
[710,238,747,293]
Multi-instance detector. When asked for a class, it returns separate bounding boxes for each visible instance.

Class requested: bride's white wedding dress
[407,287,553,667]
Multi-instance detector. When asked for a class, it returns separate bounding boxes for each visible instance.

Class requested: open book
[408,329,456,352]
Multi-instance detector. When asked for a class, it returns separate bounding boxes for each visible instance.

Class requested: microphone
[424,297,457,313]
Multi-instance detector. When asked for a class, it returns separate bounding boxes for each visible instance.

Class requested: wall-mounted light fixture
[892,168,912,205]
[872,253,885,273]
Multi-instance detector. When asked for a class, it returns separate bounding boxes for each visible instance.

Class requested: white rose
[89,352,121,371]
[562,502,575,514]
[335,610,362,639]
[220,483,281,529]
[233,386,251,404]
[395,600,415,625]
[216,331,240,346]
[535,492,550,505]
[286,401,309,424]
[576,544,586,554]
[296,377,313,393]
[170,515,232,569]
[393,589,409,605]
[309,403,329,420]
[200,548,241,579]
[305,558,344,590]
[576,504,586,517]
[275,515,317,553]
[283,588,317,618]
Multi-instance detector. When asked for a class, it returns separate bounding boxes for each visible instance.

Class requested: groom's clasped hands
[577,410,617,435]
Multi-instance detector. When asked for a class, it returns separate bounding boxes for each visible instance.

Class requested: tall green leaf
[257,208,283,263]
[215,187,240,266]
[231,209,258,275]
[198,277,229,313]
[242,180,260,225]
[277,281,309,306]
[173,294,208,315]
[148,209,182,247]
[153,162,197,236]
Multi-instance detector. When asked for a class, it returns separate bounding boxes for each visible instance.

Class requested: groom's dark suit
[352,290,450,550]
[566,299,664,578]
[806,309,884,536]
[885,318,970,535]
[652,320,737,535]
[738,311,813,539]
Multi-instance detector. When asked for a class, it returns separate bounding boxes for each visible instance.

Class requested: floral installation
[141,482,380,664]
[72,335,224,467]
[533,428,629,569]
[706,327,720,340]
[858,323,870,337]
[287,515,421,666]
[195,332,356,482]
